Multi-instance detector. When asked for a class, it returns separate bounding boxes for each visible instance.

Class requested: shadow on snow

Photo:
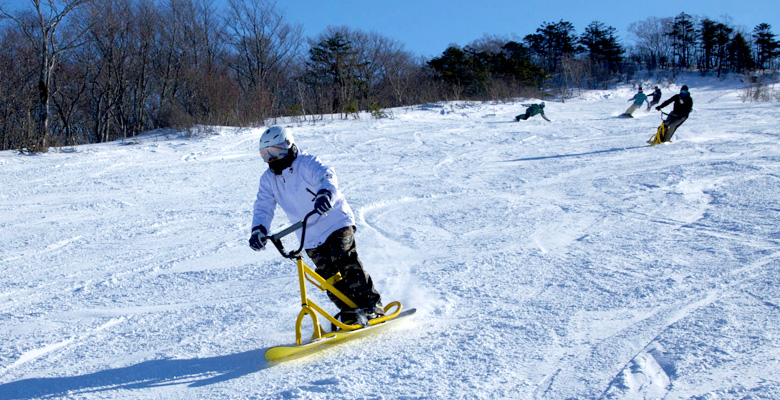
[0,349,272,399]
[504,145,648,162]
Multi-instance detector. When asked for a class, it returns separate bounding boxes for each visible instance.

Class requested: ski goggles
[259,145,289,162]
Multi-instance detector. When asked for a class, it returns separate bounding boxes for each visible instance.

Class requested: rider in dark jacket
[647,86,662,110]
[656,85,693,142]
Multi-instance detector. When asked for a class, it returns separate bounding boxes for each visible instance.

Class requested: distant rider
[647,86,662,110]
[622,87,648,117]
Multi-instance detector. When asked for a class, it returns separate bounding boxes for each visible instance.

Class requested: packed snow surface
[1,75,780,399]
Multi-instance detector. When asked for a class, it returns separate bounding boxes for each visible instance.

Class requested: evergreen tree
[499,41,545,84]
[427,42,544,99]
[668,12,698,69]
[753,23,779,69]
[699,18,718,72]
[426,46,475,92]
[524,20,581,74]
[580,21,624,81]
[713,22,733,77]
[728,32,754,72]
[307,32,359,115]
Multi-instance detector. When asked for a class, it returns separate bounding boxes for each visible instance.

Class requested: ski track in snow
[2,75,780,399]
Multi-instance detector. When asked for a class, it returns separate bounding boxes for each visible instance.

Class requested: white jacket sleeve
[251,174,276,230]
[303,155,338,195]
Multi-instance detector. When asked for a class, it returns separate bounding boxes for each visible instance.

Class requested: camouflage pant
[306,226,382,312]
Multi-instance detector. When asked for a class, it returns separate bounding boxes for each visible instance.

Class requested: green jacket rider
[515,102,550,122]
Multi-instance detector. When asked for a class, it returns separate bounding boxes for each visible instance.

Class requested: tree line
[629,13,779,76]
[1,1,778,153]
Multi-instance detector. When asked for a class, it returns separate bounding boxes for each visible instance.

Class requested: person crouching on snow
[515,102,550,122]
[248,126,384,325]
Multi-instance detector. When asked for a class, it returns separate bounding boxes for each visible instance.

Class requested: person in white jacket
[248,126,383,324]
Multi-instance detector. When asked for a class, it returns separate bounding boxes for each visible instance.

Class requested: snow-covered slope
[1,75,779,399]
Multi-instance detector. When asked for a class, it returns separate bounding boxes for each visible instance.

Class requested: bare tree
[628,16,673,71]
[224,0,302,123]
[559,55,588,98]
[382,49,420,106]
[79,0,136,142]
[189,0,238,126]
[1,0,93,152]
[0,21,40,151]
[158,0,234,128]
[347,28,414,110]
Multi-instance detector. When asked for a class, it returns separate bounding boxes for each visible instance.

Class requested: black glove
[313,189,333,215]
[249,225,268,251]
[655,106,661,111]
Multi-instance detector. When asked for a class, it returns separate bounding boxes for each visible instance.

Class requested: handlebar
[268,210,318,259]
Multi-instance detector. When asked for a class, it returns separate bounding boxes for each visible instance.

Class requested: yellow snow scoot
[263,211,415,362]
[647,112,669,145]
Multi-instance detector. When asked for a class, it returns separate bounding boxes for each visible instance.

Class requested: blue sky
[276,0,779,57]
[3,0,779,57]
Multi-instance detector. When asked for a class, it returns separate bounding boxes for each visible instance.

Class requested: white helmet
[259,126,294,150]
[258,126,294,162]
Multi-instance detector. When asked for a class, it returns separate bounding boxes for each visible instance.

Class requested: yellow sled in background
[263,211,415,362]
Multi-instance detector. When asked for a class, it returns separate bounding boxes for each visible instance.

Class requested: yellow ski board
[265,308,416,362]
